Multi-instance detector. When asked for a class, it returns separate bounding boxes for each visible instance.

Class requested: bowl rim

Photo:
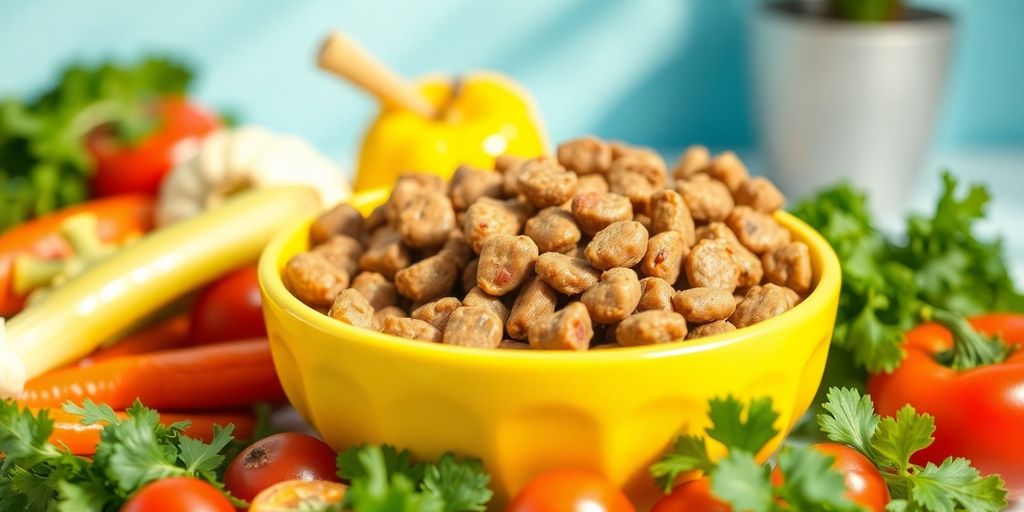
[259,188,841,365]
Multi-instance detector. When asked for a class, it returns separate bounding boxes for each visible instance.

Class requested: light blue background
[1,0,1022,166]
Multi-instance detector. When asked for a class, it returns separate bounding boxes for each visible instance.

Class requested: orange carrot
[77,314,191,366]
[20,339,285,410]
[43,407,256,455]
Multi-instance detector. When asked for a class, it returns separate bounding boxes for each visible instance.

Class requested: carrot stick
[19,339,285,410]
[77,314,191,367]
[43,407,256,455]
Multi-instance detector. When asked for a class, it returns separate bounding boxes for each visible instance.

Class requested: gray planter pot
[751,3,954,211]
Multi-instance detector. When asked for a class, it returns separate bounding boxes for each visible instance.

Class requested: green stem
[922,307,1008,370]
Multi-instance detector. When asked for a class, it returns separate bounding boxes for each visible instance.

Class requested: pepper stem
[922,307,1008,370]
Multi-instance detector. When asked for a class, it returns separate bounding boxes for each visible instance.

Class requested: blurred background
[2,0,1022,271]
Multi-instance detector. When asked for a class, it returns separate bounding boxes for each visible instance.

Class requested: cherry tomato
[249,479,347,511]
[189,265,266,345]
[770,443,889,512]
[121,477,233,512]
[224,433,339,503]
[651,478,730,512]
[88,97,219,197]
[506,469,635,512]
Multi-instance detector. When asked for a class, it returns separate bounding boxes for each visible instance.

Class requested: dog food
[284,136,813,350]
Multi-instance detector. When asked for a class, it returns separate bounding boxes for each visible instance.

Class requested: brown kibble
[528,302,594,350]
[507,277,558,340]
[525,208,582,254]
[676,174,735,222]
[686,320,737,340]
[637,277,675,312]
[381,316,442,343]
[557,137,613,175]
[443,306,503,348]
[310,203,364,245]
[608,168,657,212]
[350,271,398,310]
[633,213,652,232]
[461,258,479,292]
[672,287,737,324]
[616,311,688,346]
[761,242,812,294]
[311,235,363,277]
[463,287,511,324]
[694,222,763,287]
[535,252,601,295]
[398,191,456,248]
[327,288,374,329]
[685,239,741,292]
[608,150,667,189]
[640,231,688,283]
[449,164,504,211]
[672,145,710,179]
[585,221,648,270]
[730,283,793,328]
[359,228,410,280]
[394,253,458,302]
[440,230,474,270]
[571,192,633,235]
[649,190,695,244]
[498,339,531,350]
[373,305,407,322]
[517,159,578,208]
[411,297,462,332]
[364,204,387,232]
[706,151,750,193]
[464,198,529,253]
[285,252,349,307]
[476,235,538,296]
[727,206,791,254]
[581,268,642,324]
[576,174,609,195]
[386,174,446,224]
[735,177,785,213]
[495,154,526,174]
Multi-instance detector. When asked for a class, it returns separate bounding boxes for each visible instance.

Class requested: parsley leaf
[339,445,444,512]
[649,434,714,492]
[817,387,1008,512]
[775,447,863,512]
[709,451,773,512]
[421,453,493,512]
[705,396,780,455]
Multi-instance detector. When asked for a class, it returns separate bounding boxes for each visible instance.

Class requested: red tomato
[223,433,339,503]
[652,478,731,512]
[88,97,219,197]
[121,477,233,512]
[189,265,267,345]
[249,480,347,511]
[506,469,635,512]
[808,443,889,512]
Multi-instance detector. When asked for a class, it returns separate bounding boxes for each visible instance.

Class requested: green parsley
[818,387,1008,511]
[0,57,193,229]
[651,395,861,511]
[336,444,493,512]
[0,398,245,511]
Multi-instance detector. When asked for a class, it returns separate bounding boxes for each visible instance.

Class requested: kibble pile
[283,137,813,350]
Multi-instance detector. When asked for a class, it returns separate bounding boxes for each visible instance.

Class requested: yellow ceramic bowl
[258,188,841,507]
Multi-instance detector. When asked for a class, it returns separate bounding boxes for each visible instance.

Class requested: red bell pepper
[0,195,155,316]
[867,311,1024,497]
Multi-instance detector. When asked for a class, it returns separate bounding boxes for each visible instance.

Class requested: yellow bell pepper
[354,72,548,192]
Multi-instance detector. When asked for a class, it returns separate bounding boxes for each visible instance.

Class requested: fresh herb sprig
[0,398,244,511]
[651,396,862,512]
[0,57,192,229]
[336,445,493,512]
[818,387,1007,511]
[792,173,1024,375]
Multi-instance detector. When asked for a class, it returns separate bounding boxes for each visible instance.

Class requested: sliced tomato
[249,480,347,511]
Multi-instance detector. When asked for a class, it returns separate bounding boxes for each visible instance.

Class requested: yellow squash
[0,186,321,397]
[354,72,548,192]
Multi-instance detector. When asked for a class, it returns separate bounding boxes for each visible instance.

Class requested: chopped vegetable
[792,173,1024,374]
[224,432,340,502]
[19,339,284,410]
[650,396,862,511]
[818,387,1008,511]
[0,57,192,230]
[0,185,321,398]
[0,398,245,511]
[336,444,493,512]
[867,312,1024,496]
[0,194,155,317]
